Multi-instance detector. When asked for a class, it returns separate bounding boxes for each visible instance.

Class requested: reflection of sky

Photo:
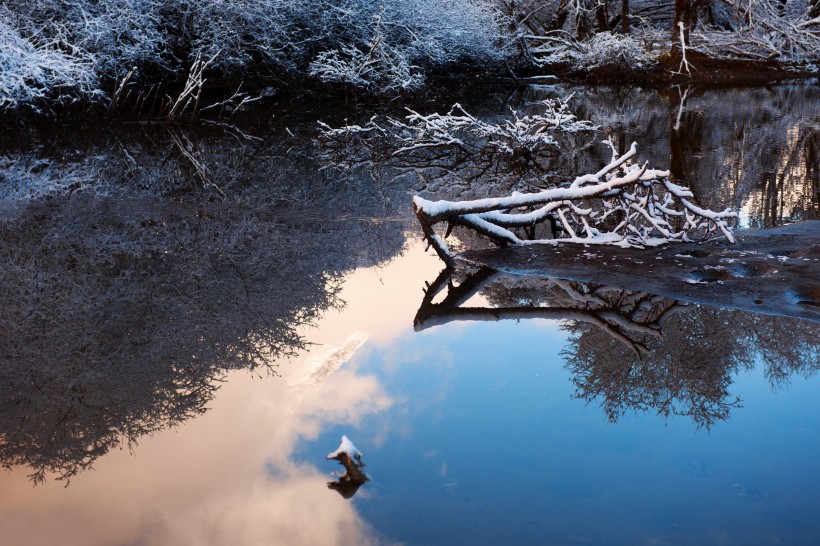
[307,318,820,545]
[0,353,393,546]
[2,239,819,545]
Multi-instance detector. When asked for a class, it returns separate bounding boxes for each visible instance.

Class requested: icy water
[0,82,818,545]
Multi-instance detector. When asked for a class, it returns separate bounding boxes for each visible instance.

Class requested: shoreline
[2,58,817,125]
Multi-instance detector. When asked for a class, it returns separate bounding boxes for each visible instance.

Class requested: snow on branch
[0,12,98,110]
[528,31,652,71]
[693,0,820,63]
[413,139,737,267]
[309,7,424,93]
[318,95,596,159]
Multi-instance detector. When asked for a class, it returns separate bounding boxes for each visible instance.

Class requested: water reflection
[319,82,819,227]
[1,82,818,543]
[414,267,819,429]
[564,304,819,429]
[566,82,820,227]
[0,195,404,484]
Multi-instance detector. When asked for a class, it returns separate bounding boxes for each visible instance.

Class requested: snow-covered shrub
[4,0,166,79]
[1,0,510,111]
[70,0,167,77]
[0,11,98,110]
[174,0,505,85]
[309,0,505,92]
[572,32,653,70]
[172,0,305,73]
[695,0,820,63]
[309,9,425,92]
[319,96,595,156]
[528,31,653,71]
[388,0,506,65]
[310,44,425,93]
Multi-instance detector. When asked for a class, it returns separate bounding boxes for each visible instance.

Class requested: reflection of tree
[317,98,599,201]
[564,307,819,429]
[521,82,819,227]
[415,267,681,357]
[414,267,820,429]
[0,127,406,484]
[316,82,817,228]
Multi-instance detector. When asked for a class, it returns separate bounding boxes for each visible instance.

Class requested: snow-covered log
[413,140,737,267]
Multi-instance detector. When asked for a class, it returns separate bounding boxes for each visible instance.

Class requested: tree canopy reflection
[0,199,404,484]
[415,267,819,429]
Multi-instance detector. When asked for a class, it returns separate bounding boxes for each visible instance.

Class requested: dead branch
[413,140,737,265]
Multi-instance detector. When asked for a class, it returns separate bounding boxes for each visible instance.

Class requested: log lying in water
[413,141,737,268]
[461,221,820,323]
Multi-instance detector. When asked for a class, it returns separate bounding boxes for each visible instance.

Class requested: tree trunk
[596,1,610,32]
[621,0,630,34]
[672,0,692,53]
[550,0,570,31]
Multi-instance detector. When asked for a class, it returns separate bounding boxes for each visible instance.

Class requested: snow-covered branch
[692,0,820,63]
[319,96,596,159]
[414,140,737,267]
[0,10,98,110]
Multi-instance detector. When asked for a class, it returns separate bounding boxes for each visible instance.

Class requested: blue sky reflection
[305,314,820,546]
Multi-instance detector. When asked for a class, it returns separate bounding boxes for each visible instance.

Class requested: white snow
[412,141,738,261]
[327,435,363,460]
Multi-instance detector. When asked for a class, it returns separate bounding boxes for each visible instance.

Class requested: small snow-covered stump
[413,140,737,268]
[327,435,369,499]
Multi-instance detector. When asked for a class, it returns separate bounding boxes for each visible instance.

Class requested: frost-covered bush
[310,44,425,93]
[164,0,505,83]
[4,1,166,79]
[0,10,98,110]
[69,0,167,76]
[529,31,653,72]
[572,32,653,70]
[1,0,509,112]
[309,9,425,92]
[308,0,505,92]
[696,0,820,63]
[387,0,505,64]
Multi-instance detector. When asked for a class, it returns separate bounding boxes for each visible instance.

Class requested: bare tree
[564,305,819,428]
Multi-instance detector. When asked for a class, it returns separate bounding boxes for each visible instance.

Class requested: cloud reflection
[0,243,446,546]
[0,333,394,546]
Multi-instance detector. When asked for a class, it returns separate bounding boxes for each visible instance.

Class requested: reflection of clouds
[141,469,384,546]
[0,332,392,546]
[0,242,443,546]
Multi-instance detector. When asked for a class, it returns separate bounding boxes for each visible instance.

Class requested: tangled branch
[318,95,596,161]
[413,139,737,267]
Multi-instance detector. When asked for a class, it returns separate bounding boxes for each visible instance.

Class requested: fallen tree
[413,139,737,268]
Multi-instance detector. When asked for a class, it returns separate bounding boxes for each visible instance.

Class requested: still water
[0,82,818,545]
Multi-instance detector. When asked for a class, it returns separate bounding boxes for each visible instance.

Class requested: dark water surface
[0,82,818,545]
